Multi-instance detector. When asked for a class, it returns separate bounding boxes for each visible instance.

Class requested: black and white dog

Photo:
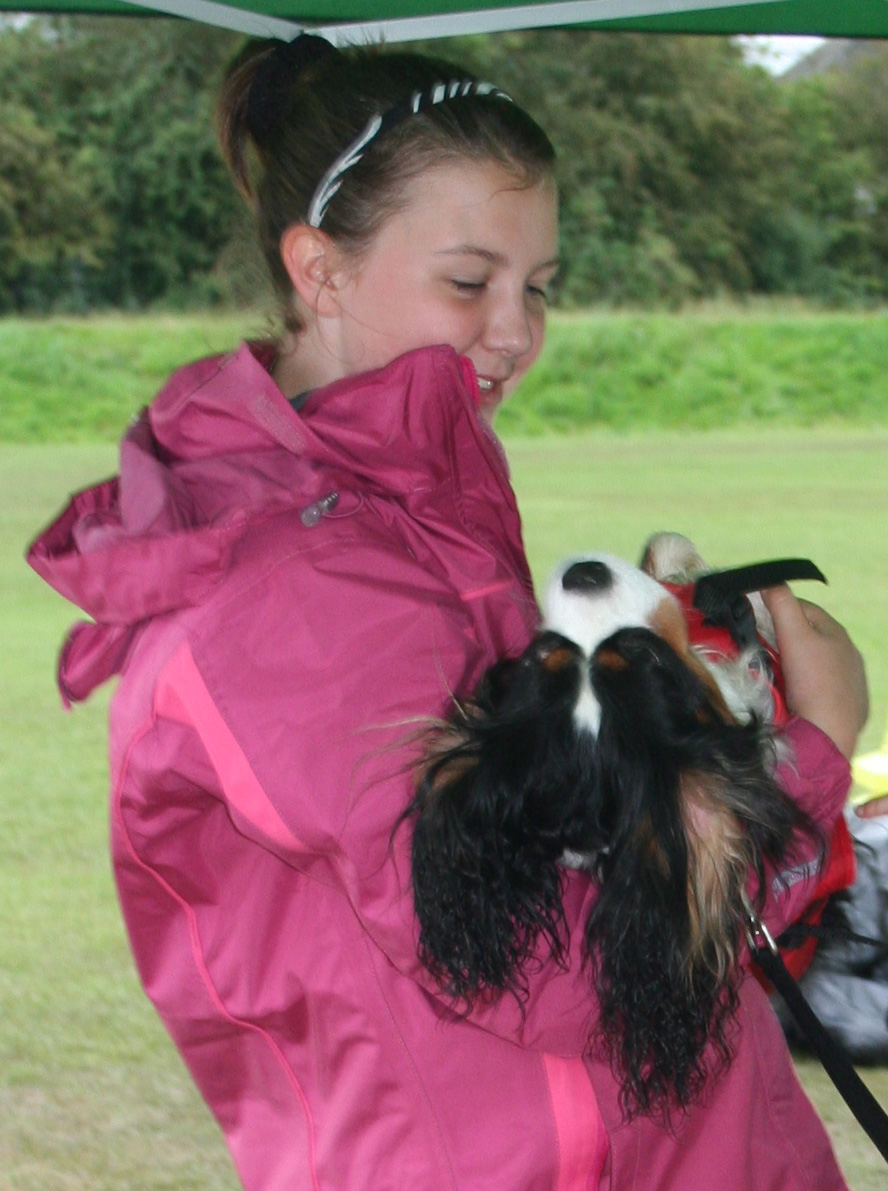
[408,538,816,1116]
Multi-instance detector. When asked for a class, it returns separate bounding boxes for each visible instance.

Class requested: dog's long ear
[586,626,809,1117]
[408,633,594,1004]
[586,700,721,1117]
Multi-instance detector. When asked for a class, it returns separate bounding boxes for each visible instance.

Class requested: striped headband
[307,79,513,229]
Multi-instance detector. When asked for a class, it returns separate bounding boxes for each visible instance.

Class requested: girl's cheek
[524,316,547,369]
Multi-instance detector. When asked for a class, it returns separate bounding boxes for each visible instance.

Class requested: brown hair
[217,35,555,316]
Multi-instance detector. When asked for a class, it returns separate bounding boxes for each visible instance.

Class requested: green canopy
[2,0,887,45]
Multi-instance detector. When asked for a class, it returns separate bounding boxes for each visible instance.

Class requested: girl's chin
[477,381,507,422]
[478,397,502,424]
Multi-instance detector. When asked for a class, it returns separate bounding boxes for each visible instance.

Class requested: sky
[740,35,827,74]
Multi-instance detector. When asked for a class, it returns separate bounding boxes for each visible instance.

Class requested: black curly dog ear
[408,633,599,1003]
[586,626,814,1117]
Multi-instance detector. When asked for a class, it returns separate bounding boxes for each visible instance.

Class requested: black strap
[752,941,888,1164]
[694,559,827,610]
[693,559,827,651]
[778,920,888,960]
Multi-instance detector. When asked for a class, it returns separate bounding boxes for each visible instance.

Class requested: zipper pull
[300,491,340,528]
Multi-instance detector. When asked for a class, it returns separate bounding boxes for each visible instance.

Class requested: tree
[2,21,888,311]
[0,17,243,310]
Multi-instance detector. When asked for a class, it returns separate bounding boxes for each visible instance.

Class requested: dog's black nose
[562,560,613,593]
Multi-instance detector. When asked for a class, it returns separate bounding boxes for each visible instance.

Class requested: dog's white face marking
[544,554,672,653]
[573,681,602,736]
[543,555,678,737]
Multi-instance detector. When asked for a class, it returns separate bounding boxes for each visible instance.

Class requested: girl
[29,34,866,1190]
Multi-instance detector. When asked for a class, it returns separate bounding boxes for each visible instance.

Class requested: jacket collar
[28,343,531,701]
[149,340,495,499]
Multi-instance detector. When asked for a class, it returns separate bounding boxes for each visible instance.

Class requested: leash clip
[742,893,778,955]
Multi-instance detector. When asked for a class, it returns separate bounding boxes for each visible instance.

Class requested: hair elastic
[307,79,513,229]
[248,33,338,148]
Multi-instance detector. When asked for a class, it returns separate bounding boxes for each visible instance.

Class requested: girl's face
[324,160,559,421]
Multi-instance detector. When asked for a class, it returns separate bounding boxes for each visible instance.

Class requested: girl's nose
[486,294,534,358]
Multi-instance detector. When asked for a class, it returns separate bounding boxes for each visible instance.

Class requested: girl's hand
[857,794,888,819]
[761,584,868,761]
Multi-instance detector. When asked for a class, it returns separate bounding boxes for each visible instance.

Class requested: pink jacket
[29,343,850,1190]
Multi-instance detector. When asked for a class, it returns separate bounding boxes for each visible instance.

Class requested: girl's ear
[279,224,345,318]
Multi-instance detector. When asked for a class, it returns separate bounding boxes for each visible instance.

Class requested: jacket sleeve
[755,716,852,938]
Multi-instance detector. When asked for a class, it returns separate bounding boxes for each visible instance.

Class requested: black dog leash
[778,920,888,966]
[690,558,888,1157]
[745,904,888,1164]
[699,560,888,1160]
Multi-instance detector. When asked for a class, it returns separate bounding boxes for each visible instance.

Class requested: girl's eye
[452,279,486,293]
[526,283,551,304]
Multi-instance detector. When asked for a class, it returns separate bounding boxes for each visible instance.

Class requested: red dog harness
[666,561,856,979]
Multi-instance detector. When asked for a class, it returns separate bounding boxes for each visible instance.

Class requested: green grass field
[2,310,888,1187]
[5,306,888,441]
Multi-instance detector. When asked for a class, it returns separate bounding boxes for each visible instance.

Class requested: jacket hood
[28,342,528,703]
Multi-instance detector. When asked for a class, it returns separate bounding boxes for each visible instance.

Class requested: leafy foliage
[2,20,888,311]
[4,307,888,442]
[430,32,888,306]
[0,17,244,313]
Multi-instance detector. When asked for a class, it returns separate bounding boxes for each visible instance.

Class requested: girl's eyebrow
[435,245,561,271]
[435,246,505,264]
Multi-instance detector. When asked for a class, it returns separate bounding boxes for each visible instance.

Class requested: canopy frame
[112,0,795,44]
[6,0,888,43]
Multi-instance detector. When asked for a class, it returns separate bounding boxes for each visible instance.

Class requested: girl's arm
[755,586,866,934]
[761,584,868,762]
